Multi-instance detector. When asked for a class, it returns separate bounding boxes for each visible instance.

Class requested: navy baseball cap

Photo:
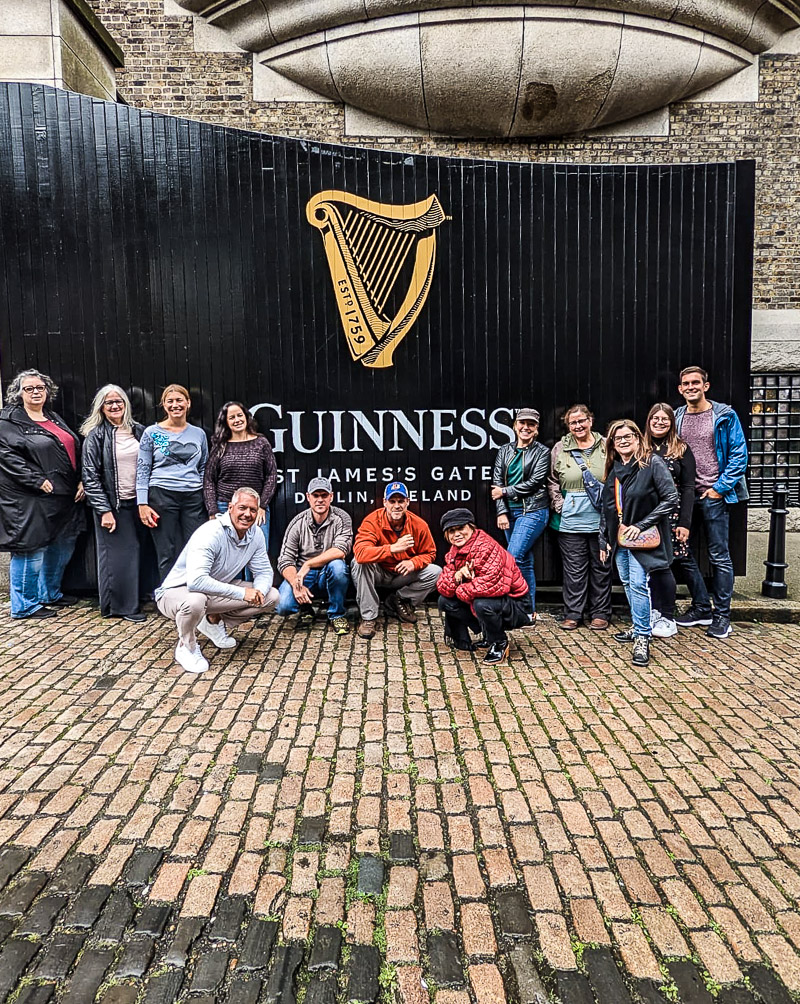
[384,482,409,499]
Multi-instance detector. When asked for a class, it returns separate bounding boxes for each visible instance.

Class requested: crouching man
[352,482,442,638]
[276,476,353,635]
[156,487,279,673]
[436,508,531,664]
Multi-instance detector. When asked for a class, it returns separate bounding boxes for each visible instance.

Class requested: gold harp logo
[307,190,447,369]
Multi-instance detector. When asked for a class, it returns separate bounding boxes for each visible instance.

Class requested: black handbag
[569,450,603,511]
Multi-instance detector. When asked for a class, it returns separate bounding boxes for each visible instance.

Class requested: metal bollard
[762,484,789,599]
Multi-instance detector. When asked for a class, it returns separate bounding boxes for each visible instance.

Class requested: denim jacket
[675,400,748,504]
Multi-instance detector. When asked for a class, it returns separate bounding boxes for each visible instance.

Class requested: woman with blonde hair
[81,385,149,621]
[136,384,208,580]
[642,403,696,638]
[598,419,678,666]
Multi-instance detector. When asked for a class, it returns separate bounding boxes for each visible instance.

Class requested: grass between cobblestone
[0,602,799,1002]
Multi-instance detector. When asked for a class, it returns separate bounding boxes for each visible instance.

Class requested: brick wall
[87,1,800,308]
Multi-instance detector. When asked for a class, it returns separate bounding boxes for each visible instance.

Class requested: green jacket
[547,432,607,513]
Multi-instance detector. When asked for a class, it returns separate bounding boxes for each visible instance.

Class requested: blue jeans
[10,535,78,618]
[504,508,548,609]
[615,548,652,637]
[673,497,734,619]
[277,559,350,619]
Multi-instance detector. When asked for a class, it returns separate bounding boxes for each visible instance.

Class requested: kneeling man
[156,487,279,673]
[277,476,353,634]
[352,482,442,638]
[437,508,531,664]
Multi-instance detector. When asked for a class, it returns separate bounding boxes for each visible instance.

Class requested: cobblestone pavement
[1,603,800,1004]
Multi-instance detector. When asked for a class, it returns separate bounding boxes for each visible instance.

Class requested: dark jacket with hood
[493,440,551,516]
[82,419,146,514]
[0,403,84,552]
[598,454,679,572]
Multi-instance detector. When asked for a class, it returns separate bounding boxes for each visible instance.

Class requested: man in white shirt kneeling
[156,486,279,673]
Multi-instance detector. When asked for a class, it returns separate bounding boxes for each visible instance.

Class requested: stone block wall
[0,0,123,101]
[85,1,799,320]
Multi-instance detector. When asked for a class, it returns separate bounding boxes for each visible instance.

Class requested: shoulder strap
[614,478,623,517]
[569,449,589,472]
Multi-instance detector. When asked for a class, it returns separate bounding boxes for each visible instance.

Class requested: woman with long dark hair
[642,403,696,639]
[203,401,277,548]
[81,385,149,622]
[598,419,678,667]
[0,369,85,619]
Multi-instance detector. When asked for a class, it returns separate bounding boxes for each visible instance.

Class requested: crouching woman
[436,508,531,665]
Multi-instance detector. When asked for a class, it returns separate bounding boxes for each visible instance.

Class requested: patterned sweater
[203,437,277,515]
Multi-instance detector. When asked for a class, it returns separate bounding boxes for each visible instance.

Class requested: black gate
[0,84,754,577]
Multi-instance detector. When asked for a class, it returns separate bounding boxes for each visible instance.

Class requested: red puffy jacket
[437,528,528,606]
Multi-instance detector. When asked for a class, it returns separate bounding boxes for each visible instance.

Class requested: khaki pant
[156,580,279,649]
[352,560,442,621]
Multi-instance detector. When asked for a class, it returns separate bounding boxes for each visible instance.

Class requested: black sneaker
[45,594,79,607]
[297,604,315,628]
[483,640,509,664]
[14,607,58,620]
[706,615,732,639]
[445,634,474,652]
[614,628,635,642]
[675,606,713,627]
[632,636,650,665]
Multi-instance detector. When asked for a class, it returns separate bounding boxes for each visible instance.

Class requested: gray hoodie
[156,511,273,601]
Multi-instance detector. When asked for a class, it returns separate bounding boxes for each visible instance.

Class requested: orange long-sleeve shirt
[353,508,437,572]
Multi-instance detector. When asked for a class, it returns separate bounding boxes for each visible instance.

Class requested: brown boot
[559,618,579,630]
[358,619,377,639]
[386,592,417,623]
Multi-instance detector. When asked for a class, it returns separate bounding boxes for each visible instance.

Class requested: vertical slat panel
[0,83,753,577]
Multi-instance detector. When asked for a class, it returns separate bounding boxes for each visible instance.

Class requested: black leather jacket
[493,440,551,515]
[82,419,145,513]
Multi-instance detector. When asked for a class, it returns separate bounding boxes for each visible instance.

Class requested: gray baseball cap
[307,477,333,494]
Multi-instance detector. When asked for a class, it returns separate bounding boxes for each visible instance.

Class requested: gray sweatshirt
[156,512,274,601]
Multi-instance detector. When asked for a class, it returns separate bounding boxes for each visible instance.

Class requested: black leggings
[147,486,207,582]
[649,567,677,619]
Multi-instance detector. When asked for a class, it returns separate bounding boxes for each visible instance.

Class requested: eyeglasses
[650,418,671,425]
[614,434,636,443]
[568,419,589,427]
[104,400,125,407]
[21,385,46,394]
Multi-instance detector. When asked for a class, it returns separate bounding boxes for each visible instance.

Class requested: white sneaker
[197,616,237,649]
[650,608,661,628]
[175,642,209,674]
[652,617,678,638]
